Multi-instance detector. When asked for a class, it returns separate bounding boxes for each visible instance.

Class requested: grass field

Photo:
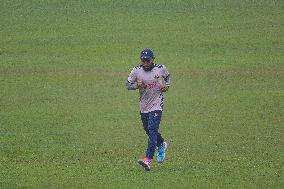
[0,0,283,188]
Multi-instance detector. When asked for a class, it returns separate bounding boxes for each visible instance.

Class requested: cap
[140,48,155,60]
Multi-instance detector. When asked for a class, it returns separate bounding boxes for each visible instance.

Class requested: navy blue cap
[140,48,155,60]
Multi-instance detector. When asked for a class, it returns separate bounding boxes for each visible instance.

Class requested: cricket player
[125,48,171,171]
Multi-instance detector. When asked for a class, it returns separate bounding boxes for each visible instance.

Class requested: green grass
[0,0,283,188]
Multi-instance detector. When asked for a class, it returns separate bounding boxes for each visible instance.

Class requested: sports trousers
[140,110,164,159]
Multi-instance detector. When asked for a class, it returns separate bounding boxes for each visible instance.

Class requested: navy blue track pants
[140,110,164,159]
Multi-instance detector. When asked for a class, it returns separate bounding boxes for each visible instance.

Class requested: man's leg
[140,112,149,136]
[140,112,164,144]
[145,110,162,159]
[138,111,164,170]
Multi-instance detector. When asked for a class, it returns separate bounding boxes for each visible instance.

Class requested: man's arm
[160,65,171,92]
[125,80,138,90]
[126,67,138,90]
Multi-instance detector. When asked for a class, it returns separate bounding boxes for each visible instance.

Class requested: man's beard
[142,64,154,71]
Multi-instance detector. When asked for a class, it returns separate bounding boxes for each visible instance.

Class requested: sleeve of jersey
[125,67,138,90]
[162,66,171,87]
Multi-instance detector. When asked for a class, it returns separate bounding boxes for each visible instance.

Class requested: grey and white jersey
[126,64,171,113]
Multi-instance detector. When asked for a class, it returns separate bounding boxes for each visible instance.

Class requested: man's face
[141,58,154,71]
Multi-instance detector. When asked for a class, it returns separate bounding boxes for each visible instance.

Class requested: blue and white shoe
[156,142,168,163]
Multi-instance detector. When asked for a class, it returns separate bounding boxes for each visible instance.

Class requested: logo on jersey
[154,75,160,79]
[146,83,157,89]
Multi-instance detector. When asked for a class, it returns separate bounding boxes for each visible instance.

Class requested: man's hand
[160,85,169,92]
[137,80,145,89]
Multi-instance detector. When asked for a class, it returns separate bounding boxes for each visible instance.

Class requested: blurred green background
[0,0,283,188]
